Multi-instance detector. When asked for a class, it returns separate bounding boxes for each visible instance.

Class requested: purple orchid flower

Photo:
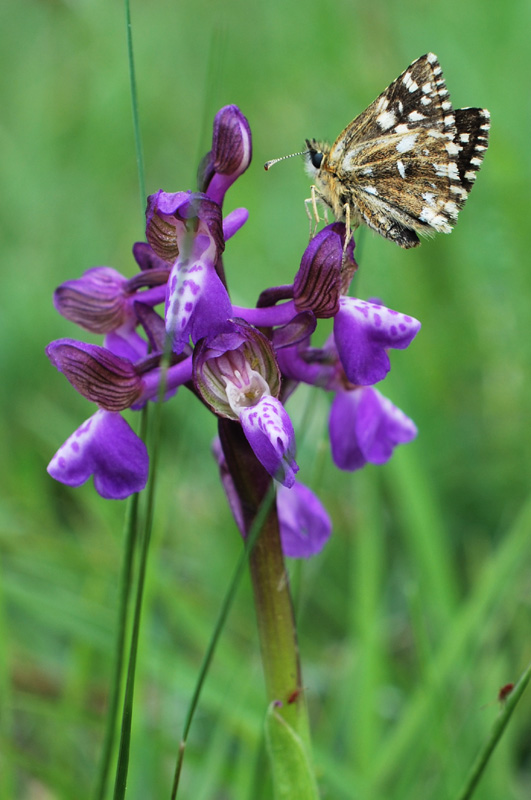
[46,103,421,549]
[194,321,298,487]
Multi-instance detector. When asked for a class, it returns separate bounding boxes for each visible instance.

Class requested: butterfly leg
[342,204,353,254]
[304,186,325,240]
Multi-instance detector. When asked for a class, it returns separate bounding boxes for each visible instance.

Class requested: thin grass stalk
[92,489,140,800]
[455,661,531,800]
[113,338,172,798]
[124,0,145,219]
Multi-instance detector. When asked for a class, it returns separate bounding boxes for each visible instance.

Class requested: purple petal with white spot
[239,396,299,487]
[47,410,148,499]
[330,387,417,471]
[165,253,233,353]
[334,297,421,385]
[277,482,332,558]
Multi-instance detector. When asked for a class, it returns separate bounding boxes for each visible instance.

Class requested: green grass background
[1,0,531,797]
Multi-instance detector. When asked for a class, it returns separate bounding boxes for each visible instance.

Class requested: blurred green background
[1,0,531,797]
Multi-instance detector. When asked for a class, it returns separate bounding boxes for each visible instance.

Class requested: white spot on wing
[419,206,451,231]
[377,110,397,130]
[445,140,461,156]
[396,133,419,153]
[396,159,406,178]
[444,201,459,219]
[421,191,437,206]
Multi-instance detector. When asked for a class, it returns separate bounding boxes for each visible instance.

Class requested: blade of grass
[92,489,141,800]
[455,661,531,800]
[0,552,15,800]
[124,0,145,219]
[372,492,531,788]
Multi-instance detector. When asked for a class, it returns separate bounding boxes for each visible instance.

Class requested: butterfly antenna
[264,150,308,171]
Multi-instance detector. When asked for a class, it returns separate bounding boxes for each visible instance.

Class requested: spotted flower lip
[47,409,148,499]
[239,397,299,487]
[334,297,421,386]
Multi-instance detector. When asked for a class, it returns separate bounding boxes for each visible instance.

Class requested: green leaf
[265,702,320,800]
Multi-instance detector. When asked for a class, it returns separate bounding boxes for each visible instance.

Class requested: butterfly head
[303,139,331,179]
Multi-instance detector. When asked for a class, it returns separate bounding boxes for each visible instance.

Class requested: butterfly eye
[310,150,323,169]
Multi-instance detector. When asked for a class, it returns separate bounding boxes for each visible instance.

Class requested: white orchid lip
[223,366,270,416]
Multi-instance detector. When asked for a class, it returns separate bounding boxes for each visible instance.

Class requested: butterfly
[266,53,490,249]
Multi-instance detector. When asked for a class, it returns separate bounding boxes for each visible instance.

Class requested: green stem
[218,420,311,745]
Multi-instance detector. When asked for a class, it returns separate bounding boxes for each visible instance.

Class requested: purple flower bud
[46,339,143,411]
[334,298,421,385]
[329,387,417,471]
[294,224,343,318]
[198,105,252,205]
[223,207,249,241]
[47,409,148,499]
[193,321,280,419]
[54,267,130,334]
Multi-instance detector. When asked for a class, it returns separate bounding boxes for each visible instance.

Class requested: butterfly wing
[323,54,489,247]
